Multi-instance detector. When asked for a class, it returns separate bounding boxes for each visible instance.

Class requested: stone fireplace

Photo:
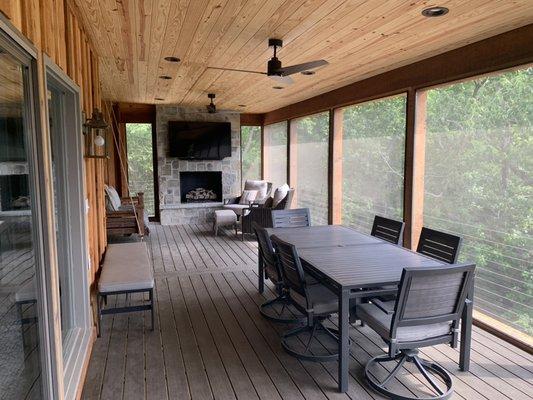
[156,106,241,225]
[180,171,222,203]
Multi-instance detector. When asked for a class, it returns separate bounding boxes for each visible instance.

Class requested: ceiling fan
[208,38,328,85]
[206,93,217,113]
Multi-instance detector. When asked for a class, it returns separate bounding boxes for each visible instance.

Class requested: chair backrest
[252,222,281,282]
[271,208,311,228]
[371,215,405,245]
[390,263,475,341]
[417,227,462,264]
[271,235,307,298]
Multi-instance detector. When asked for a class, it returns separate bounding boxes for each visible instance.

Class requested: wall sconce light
[83,108,109,159]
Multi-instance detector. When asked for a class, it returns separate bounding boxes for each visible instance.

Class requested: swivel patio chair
[356,263,475,400]
[253,222,304,323]
[371,215,405,245]
[417,227,462,264]
[271,208,311,228]
[272,235,340,362]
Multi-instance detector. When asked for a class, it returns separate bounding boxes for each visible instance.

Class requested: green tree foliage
[125,123,155,216]
[424,67,532,334]
[240,126,261,187]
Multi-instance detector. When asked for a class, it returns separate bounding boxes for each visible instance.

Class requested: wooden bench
[97,242,154,336]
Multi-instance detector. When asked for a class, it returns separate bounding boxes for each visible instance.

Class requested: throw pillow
[104,185,122,211]
[244,180,268,200]
[272,183,290,208]
[239,189,258,205]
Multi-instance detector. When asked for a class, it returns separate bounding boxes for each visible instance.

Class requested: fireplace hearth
[179,171,222,203]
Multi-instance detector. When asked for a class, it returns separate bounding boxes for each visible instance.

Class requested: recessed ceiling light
[159,75,172,80]
[164,56,180,63]
[155,97,165,101]
[421,6,449,17]
[301,70,315,76]
[272,86,284,90]
[238,104,247,107]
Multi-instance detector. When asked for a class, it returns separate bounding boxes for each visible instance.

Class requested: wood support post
[330,108,343,224]
[403,89,427,249]
[261,125,269,180]
[288,120,297,205]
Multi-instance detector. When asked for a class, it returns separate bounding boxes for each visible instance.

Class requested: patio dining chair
[417,227,462,264]
[272,235,340,362]
[253,222,304,323]
[371,215,405,245]
[271,208,311,228]
[356,263,475,400]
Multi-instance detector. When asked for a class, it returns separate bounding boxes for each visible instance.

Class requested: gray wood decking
[82,224,533,400]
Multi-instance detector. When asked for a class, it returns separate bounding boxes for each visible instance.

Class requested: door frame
[0,15,61,400]
[44,56,93,400]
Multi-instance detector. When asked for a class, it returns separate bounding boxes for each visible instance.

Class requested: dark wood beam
[240,113,264,126]
[117,102,156,123]
[263,24,533,124]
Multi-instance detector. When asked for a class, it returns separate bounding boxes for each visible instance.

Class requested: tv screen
[168,121,231,160]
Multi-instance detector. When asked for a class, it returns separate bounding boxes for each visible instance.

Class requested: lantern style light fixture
[83,108,109,158]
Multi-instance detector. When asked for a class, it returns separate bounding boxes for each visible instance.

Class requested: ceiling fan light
[421,6,449,17]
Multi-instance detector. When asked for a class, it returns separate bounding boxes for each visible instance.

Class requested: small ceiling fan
[206,93,217,113]
[208,38,328,85]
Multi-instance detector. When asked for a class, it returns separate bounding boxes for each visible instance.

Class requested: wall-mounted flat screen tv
[168,121,231,160]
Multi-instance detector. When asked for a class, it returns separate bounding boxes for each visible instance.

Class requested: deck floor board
[82,224,533,400]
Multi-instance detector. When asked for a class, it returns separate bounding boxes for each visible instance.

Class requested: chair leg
[281,320,339,362]
[149,289,155,331]
[365,351,454,400]
[259,294,305,323]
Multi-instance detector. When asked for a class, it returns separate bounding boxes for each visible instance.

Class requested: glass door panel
[0,43,43,399]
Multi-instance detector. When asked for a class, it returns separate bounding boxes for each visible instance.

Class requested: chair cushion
[244,180,268,200]
[15,281,36,303]
[356,302,452,342]
[239,189,258,204]
[104,185,122,211]
[99,242,154,293]
[291,284,338,315]
[214,209,237,224]
[272,184,290,208]
[223,204,250,215]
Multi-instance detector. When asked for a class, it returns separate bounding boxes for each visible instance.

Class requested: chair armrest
[372,299,394,315]
[224,196,240,205]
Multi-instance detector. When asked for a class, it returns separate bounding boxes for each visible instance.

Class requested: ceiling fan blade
[277,60,328,76]
[268,74,294,85]
[207,66,266,75]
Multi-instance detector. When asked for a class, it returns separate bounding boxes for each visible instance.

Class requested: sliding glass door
[0,35,46,400]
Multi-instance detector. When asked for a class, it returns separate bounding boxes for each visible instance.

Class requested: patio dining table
[264,225,474,393]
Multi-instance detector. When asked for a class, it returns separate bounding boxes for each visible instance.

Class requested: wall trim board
[263,24,533,125]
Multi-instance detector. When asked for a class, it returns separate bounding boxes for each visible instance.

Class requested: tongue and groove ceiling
[72,0,533,113]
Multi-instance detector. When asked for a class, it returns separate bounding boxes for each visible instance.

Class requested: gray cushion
[15,281,36,303]
[215,209,237,224]
[99,242,154,293]
[239,189,258,204]
[223,204,250,215]
[272,183,290,208]
[291,284,338,315]
[244,180,268,200]
[356,302,452,342]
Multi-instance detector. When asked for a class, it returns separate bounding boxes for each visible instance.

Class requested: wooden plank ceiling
[72,0,533,113]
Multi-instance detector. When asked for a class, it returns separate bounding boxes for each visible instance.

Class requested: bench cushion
[99,242,154,293]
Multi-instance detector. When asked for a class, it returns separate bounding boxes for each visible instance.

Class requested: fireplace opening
[179,171,222,203]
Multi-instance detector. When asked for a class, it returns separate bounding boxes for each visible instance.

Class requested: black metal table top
[265,225,383,248]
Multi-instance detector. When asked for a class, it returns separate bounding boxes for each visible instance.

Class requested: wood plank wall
[0,0,106,282]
